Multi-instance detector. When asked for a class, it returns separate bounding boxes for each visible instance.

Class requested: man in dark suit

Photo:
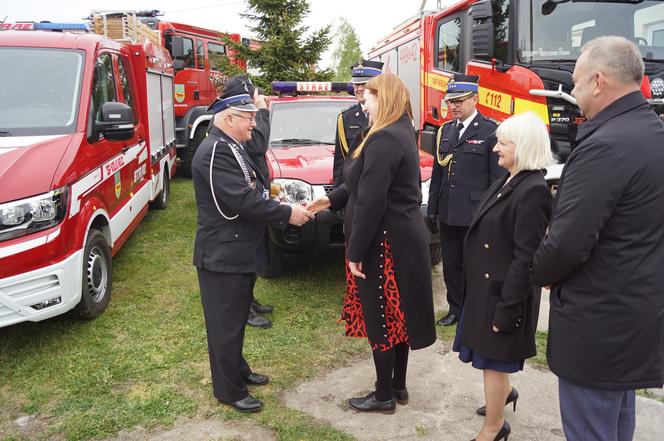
[531,37,664,440]
[427,75,504,326]
[192,76,313,413]
[332,59,383,188]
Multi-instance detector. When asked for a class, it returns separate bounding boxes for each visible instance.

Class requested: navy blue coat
[427,112,504,226]
[531,91,664,390]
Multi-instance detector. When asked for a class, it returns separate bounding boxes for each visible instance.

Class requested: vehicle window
[208,42,227,71]
[182,37,195,68]
[118,56,138,122]
[0,48,84,136]
[269,101,354,145]
[91,53,116,122]
[196,39,205,68]
[493,0,510,64]
[436,18,461,72]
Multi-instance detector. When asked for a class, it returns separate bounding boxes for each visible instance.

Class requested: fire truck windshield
[0,48,84,136]
[269,100,352,146]
[518,0,664,64]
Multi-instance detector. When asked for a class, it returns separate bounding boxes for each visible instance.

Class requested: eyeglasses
[446,96,474,107]
[230,113,257,123]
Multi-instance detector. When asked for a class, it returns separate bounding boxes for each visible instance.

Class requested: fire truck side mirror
[470,0,495,60]
[171,36,185,60]
[95,102,135,142]
[173,59,186,71]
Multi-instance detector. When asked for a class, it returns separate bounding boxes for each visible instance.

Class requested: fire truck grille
[323,185,334,194]
[0,275,61,321]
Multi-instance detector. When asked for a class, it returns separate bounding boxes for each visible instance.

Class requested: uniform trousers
[438,223,468,316]
[558,377,636,441]
[197,268,257,402]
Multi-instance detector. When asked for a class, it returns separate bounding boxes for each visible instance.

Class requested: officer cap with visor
[351,60,384,84]
[445,74,480,101]
[207,75,258,114]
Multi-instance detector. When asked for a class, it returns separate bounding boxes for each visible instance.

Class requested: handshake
[286,196,331,227]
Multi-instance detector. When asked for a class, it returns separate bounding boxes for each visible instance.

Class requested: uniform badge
[467,140,484,144]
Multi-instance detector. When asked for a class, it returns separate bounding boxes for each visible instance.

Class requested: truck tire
[179,126,207,178]
[430,242,442,266]
[260,241,283,278]
[74,229,112,320]
[150,167,170,210]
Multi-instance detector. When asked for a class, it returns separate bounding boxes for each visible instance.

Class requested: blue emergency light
[271,81,354,95]
[33,22,90,31]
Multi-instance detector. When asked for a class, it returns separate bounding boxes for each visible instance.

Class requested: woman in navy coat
[307,73,436,414]
[454,113,553,440]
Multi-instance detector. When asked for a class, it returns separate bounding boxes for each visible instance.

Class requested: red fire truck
[90,10,252,177]
[369,0,664,167]
[0,23,177,327]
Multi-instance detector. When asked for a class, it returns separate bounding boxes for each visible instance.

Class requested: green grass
[0,178,364,441]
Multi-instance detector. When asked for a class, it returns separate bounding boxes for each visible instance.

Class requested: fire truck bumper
[267,208,345,252]
[0,250,83,328]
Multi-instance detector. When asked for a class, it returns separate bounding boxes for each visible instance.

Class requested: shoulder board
[484,116,500,126]
[341,103,360,114]
[441,120,455,126]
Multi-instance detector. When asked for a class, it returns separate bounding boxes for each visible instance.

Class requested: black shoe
[252,300,273,314]
[476,387,519,416]
[245,373,269,386]
[393,387,409,405]
[247,310,272,328]
[220,395,263,413]
[436,313,458,326]
[470,420,511,441]
[348,392,396,414]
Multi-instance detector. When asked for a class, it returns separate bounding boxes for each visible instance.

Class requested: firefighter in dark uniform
[426,75,505,326]
[332,59,384,188]
[191,76,313,413]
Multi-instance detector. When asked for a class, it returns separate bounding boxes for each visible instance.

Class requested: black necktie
[454,122,464,143]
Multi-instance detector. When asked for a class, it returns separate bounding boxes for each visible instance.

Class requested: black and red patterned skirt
[341,239,409,352]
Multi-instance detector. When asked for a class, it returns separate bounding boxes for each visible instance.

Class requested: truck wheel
[150,168,170,210]
[430,242,442,266]
[260,241,283,278]
[179,126,207,178]
[74,229,112,320]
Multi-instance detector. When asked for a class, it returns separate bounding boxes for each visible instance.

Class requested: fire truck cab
[0,23,177,327]
[369,0,664,166]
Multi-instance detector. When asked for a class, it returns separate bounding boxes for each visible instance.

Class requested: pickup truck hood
[0,135,72,203]
[267,143,335,185]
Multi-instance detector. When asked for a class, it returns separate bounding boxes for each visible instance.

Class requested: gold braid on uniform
[436,122,454,167]
[337,113,349,158]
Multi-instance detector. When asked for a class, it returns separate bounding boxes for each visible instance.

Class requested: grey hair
[496,112,556,171]
[581,36,644,85]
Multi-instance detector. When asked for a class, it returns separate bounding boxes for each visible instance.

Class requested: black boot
[252,299,273,314]
[348,392,396,414]
[247,308,272,328]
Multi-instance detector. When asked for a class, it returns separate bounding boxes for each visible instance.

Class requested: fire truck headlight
[651,77,664,98]
[272,179,314,204]
[420,179,431,206]
[0,186,69,242]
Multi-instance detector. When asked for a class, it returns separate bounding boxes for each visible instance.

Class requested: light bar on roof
[0,22,89,31]
[271,81,354,94]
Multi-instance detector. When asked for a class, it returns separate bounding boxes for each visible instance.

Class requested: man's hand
[305,196,331,215]
[253,88,268,110]
[426,214,439,234]
[288,204,314,226]
[349,261,366,279]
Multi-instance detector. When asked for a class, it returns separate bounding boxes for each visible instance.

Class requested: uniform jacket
[328,114,436,350]
[531,91,664,390]
[242,108,270,182]
[192,126,291,273]
[459,170,551,362]
[333,103,369,187]
[427,112,504,226]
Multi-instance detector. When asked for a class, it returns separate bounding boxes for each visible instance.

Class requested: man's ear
[593,72,605,97]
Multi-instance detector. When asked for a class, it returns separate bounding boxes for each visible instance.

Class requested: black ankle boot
[348,392,396,414]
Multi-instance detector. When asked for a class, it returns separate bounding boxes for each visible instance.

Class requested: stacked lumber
[89,11,159,45]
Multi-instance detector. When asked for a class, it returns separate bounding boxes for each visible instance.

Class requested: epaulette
[484,116,500,126]
[340,103,360,114]
[441,119,455,126]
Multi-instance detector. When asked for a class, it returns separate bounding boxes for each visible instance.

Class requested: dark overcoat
[427,112,504,226]
[242,108,270,181]
[192,126,291,273]
[333,103,369,187]
[328,114,436,350]
[459,170,552,362]
[531,91,664,390]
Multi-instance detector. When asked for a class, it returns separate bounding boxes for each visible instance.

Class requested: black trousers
[438,223,468,316]
[197,268,256,402]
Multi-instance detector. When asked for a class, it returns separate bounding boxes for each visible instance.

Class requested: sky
[0,0,456,68]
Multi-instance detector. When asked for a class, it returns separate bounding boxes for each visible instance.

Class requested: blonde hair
[352,73,412,159]
[496,112,556,171]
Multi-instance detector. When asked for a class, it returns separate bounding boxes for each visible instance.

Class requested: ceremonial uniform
[427,76,504,321]
[192,79,291,408]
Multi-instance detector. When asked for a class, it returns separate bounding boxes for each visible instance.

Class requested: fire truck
[369,0,664,167]
[89,10,253,177]
[0,23,177,327]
